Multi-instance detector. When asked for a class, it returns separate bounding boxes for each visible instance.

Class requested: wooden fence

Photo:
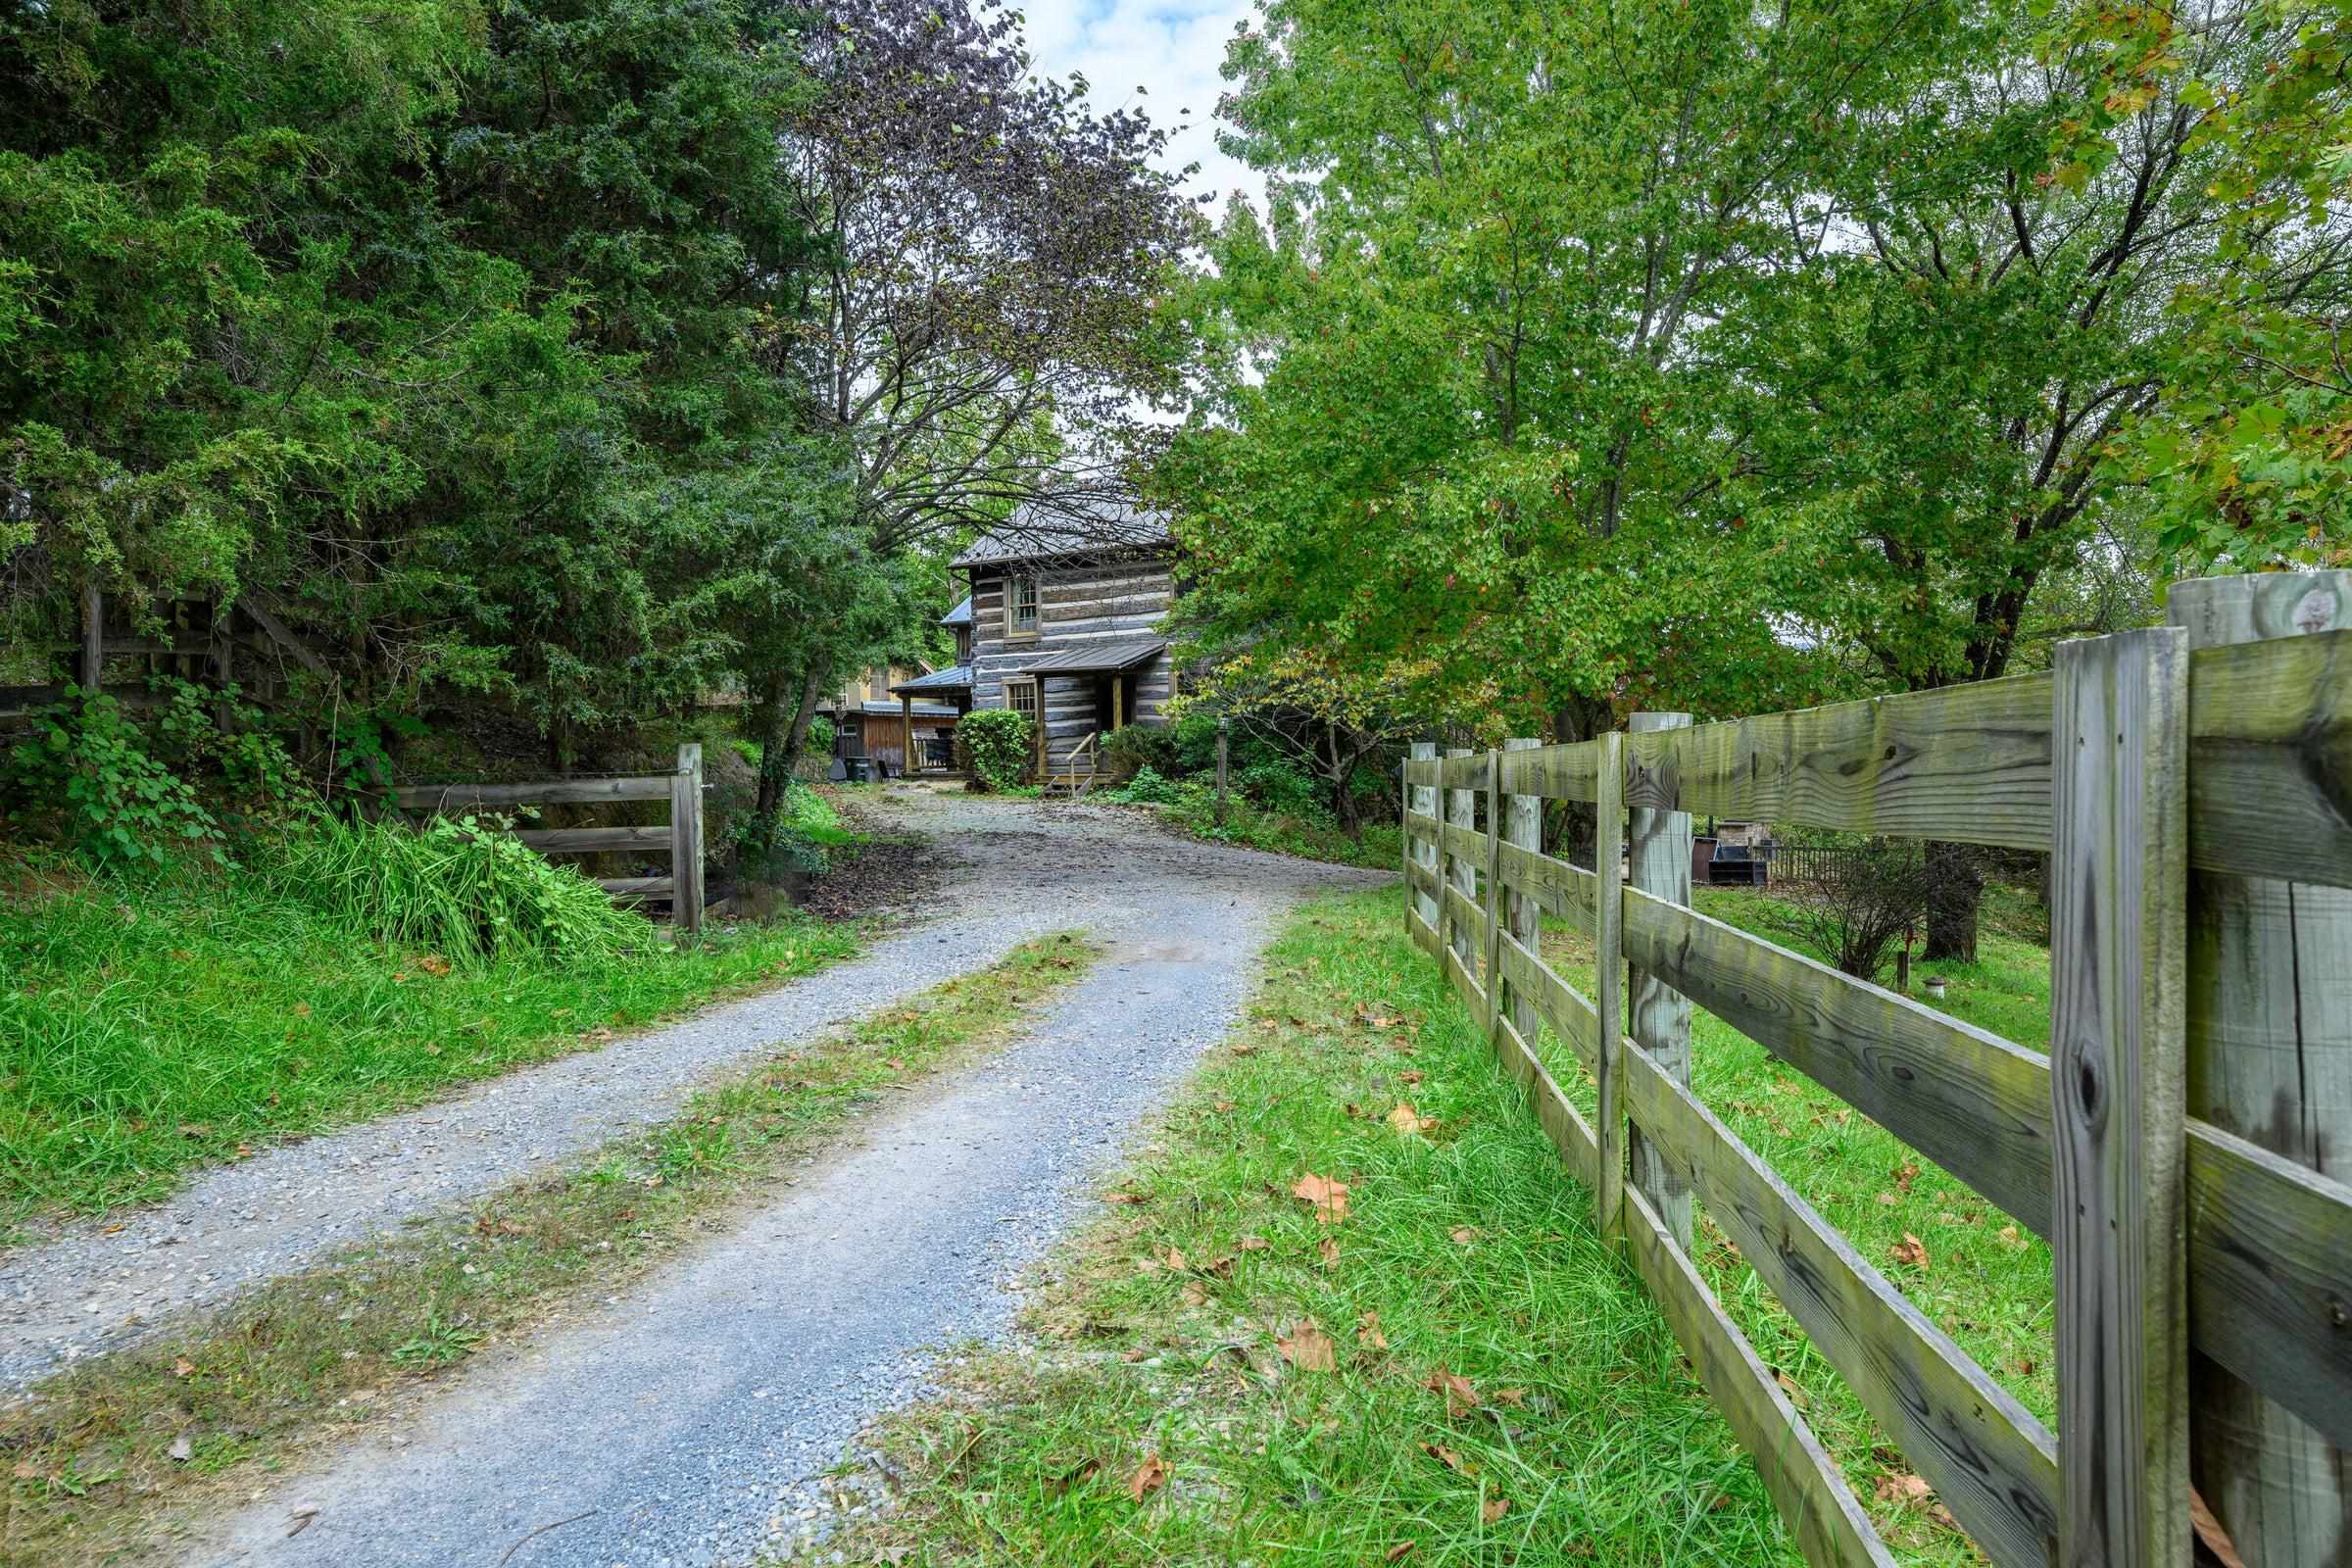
[1397,571,2351,1568]
[390,743,706,938]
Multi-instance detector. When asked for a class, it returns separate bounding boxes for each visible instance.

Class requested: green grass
[840,890,1810,1566]
[839,884,2057,1566]
[0,853,864,1226]
[0,933,1100,1568]
[1115,780,1402,872]
[784,779,864,850]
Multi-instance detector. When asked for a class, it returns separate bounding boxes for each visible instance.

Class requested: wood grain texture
[1619,1182,1899,1568]
[1495,840,1599,928]
[1627,711,1695,1249]
[670,743,705,937]
[1621,1048,2061,1568]
[1494,738,1606,803]
[1500,738,1545,1061]
[1620,887,2058,1236]
[513,825,671,854]
[1409,743,1440,934]
[2049,627,2190,1568]
[391,775,676,808]
[1440,750,1494,789]
[1624,674,2056,849]
[597,875,676,898]
[1483,750,1506,1038]
[1594,732,1627,1244]
[1494,1013,1599,1188]
[1446,748,1480,974]
[2185,626,2352,887]
[1495,930,1601,1077]
[2172,570,2352,1565]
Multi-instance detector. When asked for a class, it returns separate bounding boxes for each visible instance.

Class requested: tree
[1186,650,1421,837]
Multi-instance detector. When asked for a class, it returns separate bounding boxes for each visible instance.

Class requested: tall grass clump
[270,813,645,962]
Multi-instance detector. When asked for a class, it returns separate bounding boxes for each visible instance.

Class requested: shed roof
[890,664,974,696]
[940,596,973,627]
[1019,639,1167,675]
[951,495,1172,568]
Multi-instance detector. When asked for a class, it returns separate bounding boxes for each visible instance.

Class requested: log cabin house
[820,636,966,777]
[953,502,1176,789]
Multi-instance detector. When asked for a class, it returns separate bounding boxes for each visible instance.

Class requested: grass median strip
[834,890,1805,1567]
[0,932,1099,1568]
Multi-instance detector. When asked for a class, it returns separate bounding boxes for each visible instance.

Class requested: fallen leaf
[168,1434,193,1463]
[1278,1318,1338,1373]
[1997,1223,2024,1248]
[1105,1191,1151,1205]
[1318,1237,1340,1267]
[285,1503,320,1539]
[2011,1356,2036,1376]
[1774,1368,1810,1408]
[1889,1233,1931,1271]
[172,1357,196,1379]
[1449,1225,1480,1247]
[1229,1043,1259,1057]
[1491,1387,1526,1406]
[416,955,452,977]
[1426,1368,1481,1418]
[1387,1102,1431,1138]
[1128,1454,1167,1502]
[1161,1248,1189,1272]
[1211,1101,1236,1114]
[1421,1442,1474,1474]
[1292,1173,1350,1223]
[1385,1545,1415,1563]
[1482,1496,1510,1524]
[2191,1488,2248,1568]
[1892,1161,1919,1194]
[290,1003,312,1019]
[1398,1069,1424,1085]
[1235,1236,1270,1251]
[12,1461,35,1479]
[886,1057,906,1071]
[1181,1280,1209,1307]
[1121,1348,1148,1363]
[1874,1472,1933,1506]
[1356,1310,1388,1349]
[1876,1191,1900,1206]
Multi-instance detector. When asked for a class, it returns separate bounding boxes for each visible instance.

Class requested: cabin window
[1007,573,1039,635]
[1006,677,1040,723]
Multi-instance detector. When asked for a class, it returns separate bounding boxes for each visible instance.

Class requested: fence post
[1215,717,1230,827]
[1445,748,1477,984]
[1593,731,1626,1244]
[1499,739,1543,1050]
[671,742,705,942]
[2169,569,2352,1565]
[2049,626,2190,1568]
[1627,711,1694,1250]
[78,581,102,692]
[1480,749,1504,1037]
[1408,741,1439,938]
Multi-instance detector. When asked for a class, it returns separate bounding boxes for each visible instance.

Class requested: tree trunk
[774,658,828,781]
[751,666,796,826]
[1922,840,1982,963]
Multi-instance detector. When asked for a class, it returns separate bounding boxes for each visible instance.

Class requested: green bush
[1100,723,1177,783]
[1109,764,1183,805]
[1238,758,1329,822]
[1,693,226,870]
[806,714,836,759]
[268,812,644,962]
[959,708,1034,792]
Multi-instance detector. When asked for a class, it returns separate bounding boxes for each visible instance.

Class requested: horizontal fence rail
[1396,571,2352,1568]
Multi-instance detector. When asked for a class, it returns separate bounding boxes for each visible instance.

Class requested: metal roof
[890,664,974,696]
[950,496,1173,567]
[940,596,973,627]
[1017,639,1166,675]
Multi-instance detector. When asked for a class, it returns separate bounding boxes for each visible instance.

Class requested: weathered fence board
[2184,625,2352,890]
[1592,732,1627,1246]
[1627,710,1695,1249]
[1621,1047,2061,1568]
[514,825,672,854]
[1494,738,1607,802]
[392,776,674,808]
[1494,931,1600,1075]
[1494,839,1597,927]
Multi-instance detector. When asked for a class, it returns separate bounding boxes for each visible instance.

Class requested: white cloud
[1014,0,1266,214]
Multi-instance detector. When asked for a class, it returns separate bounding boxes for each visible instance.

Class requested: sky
[1017,0,1265,214]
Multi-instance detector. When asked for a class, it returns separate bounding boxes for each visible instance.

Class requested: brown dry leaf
[1385,1545,1415,1564]
[1278,1318,1338,1373]
[172,1357,196,1379]
[1229,1043,1259,1057]
[11,1461,35,1480]
[1105,1191,1151,1206]
[886,1057,906,1071]
[1491,1388,1527,1406]
[2191,1488,2248,1568]
[1889,1233,1931,1271]
[1876,1191,1900,1206]
[1356,1310,1388,1350]
[1236,1236,1271,1251]
[1121,1348,1148,1363]
[1181,1281,1210,1307]
[1211,1101,1236,1114]
[1398,1069,1425,1085]
[1387,1102,1431,1138]
[1292,1173,1350,1223]
[1128,1454,1167,1503]
[1426,1368,1481,1418]
[1449,1225,1480,1247]
[1773,1368,1810,1409]
[1892,1161,1919,1194]
[1318,1237,1340,1268]
[1421,1442,1474,1475]
[1161,1248,1189,1272]
[416,955,452,977]
[1482,1496,1511,1524]
[290,1003,312,1019]
[2011,1355,2036,1376]
[1874,1472,1934,1506]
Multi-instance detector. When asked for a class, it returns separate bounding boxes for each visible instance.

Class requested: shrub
[1100,723,1177,783]
[958,708,1034,792]
[269,812,643,962]
[1774,840,1936,980]
[805,714,836,760]
[1,693,225,870]
[1109,764,1182,805]
[1237,759,1328,823]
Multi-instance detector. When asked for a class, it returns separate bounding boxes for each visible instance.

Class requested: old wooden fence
[1398,571,2350,1568]
[389,743,706,937]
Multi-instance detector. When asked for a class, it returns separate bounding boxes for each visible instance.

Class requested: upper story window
[955,625,972,664]
[1007,573,1039,635]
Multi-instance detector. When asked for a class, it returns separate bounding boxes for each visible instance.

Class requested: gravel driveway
[11,789,1379,1565]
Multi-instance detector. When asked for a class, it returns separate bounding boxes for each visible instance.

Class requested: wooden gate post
[1627,711,1695,1250]
[1498,739,1544,1053]
[1408,741,1439,938]
[671,743,705,942]
[2170,569,2352,1566]
[2049,626,2190,1568]
[1445,748,1478,980]
[1215,718,1230,827]
[78,582,103,692]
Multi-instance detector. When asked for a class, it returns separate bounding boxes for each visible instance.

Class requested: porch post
[901,692,912,775]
